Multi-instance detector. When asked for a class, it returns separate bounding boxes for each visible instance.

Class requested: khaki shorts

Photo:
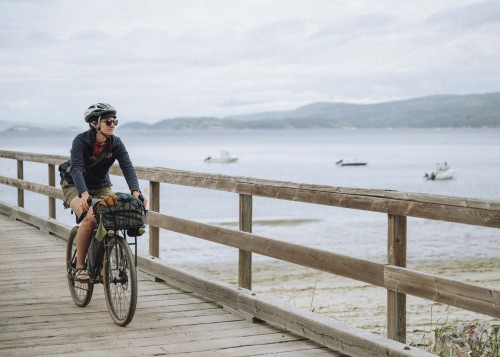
[62,181,113,208]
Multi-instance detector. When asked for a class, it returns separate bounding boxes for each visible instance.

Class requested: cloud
[0,1,499,125]
[426,1,500,30]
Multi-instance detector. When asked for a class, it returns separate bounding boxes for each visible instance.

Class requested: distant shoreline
[2,92,499,131]
[2,125,500,135]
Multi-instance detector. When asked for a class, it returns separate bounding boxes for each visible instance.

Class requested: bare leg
[76,209,95,268]
[69,196,95,269]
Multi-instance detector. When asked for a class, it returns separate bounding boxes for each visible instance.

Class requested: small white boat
[424,162,456,180]
[204,151,238,164]
[336,159,367,166]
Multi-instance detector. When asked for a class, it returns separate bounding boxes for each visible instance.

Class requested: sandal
[74,268,90,282]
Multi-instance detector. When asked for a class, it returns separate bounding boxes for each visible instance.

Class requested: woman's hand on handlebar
[80,191,91,212]
[75,193,92,224]
[133,190,147,207]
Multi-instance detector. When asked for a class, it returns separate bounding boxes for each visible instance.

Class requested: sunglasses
[104,118,118,127]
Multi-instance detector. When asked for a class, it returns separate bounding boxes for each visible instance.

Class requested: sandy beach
[181,257,500,347]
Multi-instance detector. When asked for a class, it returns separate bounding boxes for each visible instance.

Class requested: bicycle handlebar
[75,195,93,224]
[76,193,146,224]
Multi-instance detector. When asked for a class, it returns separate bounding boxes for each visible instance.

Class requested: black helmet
[84,103,117,123]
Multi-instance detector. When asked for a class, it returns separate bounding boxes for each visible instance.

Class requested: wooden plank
[48,163,56,219]
[149,180,160,257]
[147,211,385,287]
[16,160,23,207]
[3,151,500,227]
[138,254,433,357]
[0,202,71,238]
[385,265,500,317]
[0,150,68,165]
[2,198,499,325]
[238,193,252,290]
[0,176,64,200]
[0,212,350,357]
[387,214,407,343]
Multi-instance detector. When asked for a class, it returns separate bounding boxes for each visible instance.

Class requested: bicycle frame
[85,230,138,283]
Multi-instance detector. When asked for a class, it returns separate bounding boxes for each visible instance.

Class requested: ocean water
[1,128,499,266]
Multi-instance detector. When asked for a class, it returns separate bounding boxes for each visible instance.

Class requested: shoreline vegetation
[180,257,499,353]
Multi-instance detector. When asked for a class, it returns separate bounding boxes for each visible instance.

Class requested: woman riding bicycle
[62,103,147,282]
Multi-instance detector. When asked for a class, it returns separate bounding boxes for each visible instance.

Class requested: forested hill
[1,93,499,132]
[274,92,500,128]
[123,92,500,130]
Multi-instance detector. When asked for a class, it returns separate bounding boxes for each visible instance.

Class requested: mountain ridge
[1,92,499,132]
[136,92,500,130]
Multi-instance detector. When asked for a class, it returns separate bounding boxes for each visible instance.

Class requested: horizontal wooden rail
[1,149,499,346]
[147,211,385,286]
[385,266,499,318]
[0,151,67,165]
[148,211,500,318]
[0,176,64,200]
[2,150,499,227]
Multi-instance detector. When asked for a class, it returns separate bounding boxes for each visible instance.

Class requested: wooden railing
[1,150,499,346]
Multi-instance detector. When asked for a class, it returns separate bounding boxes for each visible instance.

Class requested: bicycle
[66,193,146,326]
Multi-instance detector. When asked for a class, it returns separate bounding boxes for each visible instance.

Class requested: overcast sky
[1,0,500,125]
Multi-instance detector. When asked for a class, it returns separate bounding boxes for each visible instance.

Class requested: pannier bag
[58,160,72,185]
[95,193,146,235]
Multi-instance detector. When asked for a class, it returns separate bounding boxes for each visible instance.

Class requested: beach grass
[425,320,499,356]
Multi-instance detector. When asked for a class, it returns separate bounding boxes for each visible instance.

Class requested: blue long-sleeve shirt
[69,131,140,196]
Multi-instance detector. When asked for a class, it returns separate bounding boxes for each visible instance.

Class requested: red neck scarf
[93,140,108,158]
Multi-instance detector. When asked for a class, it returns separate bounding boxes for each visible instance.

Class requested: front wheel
[66,226,94,307]
[103,237,137,326]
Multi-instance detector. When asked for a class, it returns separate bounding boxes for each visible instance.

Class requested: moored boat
[336,159,367,166]
[204,151,238,163]
[424,162,456,180]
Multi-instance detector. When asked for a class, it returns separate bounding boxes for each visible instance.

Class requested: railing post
[48,164,56,219]
[149,181,160,258]
[387,214,407,343]
[239,194,252,290]
[17,160,24,207]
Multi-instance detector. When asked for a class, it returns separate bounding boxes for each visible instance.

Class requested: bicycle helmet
[84,103,117,123]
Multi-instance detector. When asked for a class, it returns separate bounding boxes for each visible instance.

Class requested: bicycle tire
[66,226,94,307]
[103,237,137,326]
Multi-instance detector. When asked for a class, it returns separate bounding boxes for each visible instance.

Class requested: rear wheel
[103,237,137,326]
[66,226,94,307]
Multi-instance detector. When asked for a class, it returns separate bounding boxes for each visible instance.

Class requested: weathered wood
[1,150,499,346]
[0,150,68,165]
[239,194,252,290]
[48,164,56,219]
[0,213,343,357]
[0,202,71,239]
[387,214,407,343]
[147,210,500,318]
[2,151,500,227]
[0,176,64,200]
[149,181,160,257]
[138,254,433,357]
[385,265,500,318]
[128,169,498,226]
[148,211,386,286]
[16,160,24,207]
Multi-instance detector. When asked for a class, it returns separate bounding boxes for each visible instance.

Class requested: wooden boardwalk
[0,214,340,356]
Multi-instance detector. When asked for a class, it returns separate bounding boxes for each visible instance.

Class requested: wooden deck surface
[0,214,341,356]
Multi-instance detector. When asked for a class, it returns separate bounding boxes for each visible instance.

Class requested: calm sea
[1,128,499,265]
